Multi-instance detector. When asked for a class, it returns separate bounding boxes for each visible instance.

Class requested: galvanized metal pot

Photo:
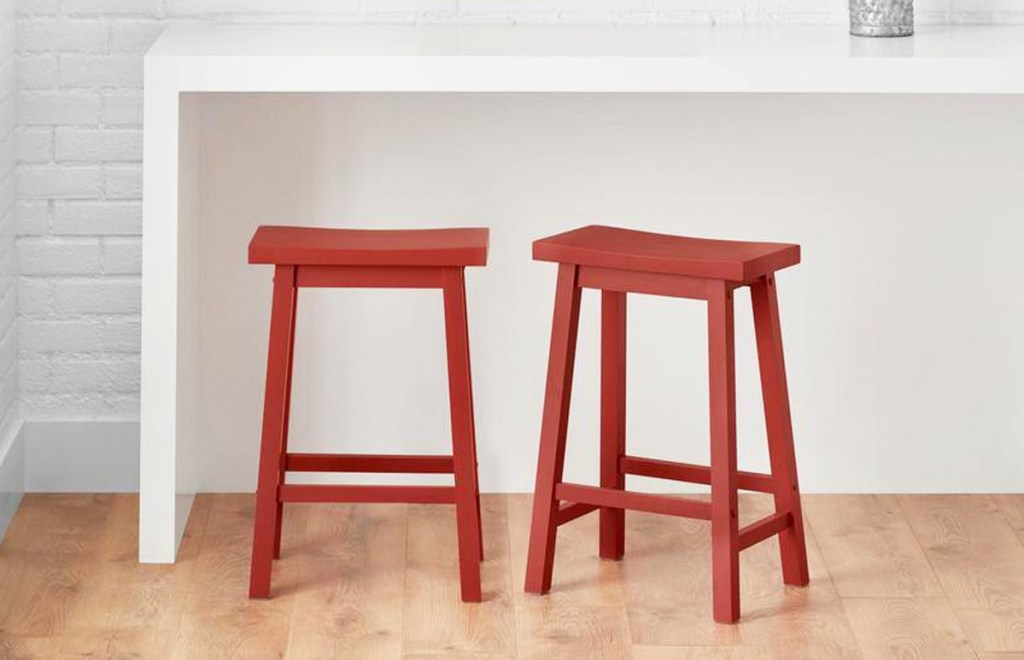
[849,0,914,37]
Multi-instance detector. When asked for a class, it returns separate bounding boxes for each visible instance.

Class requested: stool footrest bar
[555,502,600,526]
[278,484,456,504]
[738,512,793,551]
[285,453,454,474]
[620,455,776,494]
[555,482,712,520]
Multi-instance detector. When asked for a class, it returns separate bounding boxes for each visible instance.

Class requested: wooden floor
[2,494,1024,659]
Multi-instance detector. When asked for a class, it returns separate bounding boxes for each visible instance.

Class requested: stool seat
[249,225,489,267]
[533,225,799,282]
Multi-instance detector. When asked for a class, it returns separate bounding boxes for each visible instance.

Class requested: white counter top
[146,24,1024,94]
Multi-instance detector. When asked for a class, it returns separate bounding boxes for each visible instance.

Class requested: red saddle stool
[524,225,810,623]
[247,225,488,602]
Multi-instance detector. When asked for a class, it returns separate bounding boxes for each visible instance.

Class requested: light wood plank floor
[1,493,1023,659]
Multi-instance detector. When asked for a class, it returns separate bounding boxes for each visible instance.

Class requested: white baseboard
[10,418,1022,496]
[0,420,24,541]
[24,420,139,492]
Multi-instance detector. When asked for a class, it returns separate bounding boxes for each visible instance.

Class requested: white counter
[145,24,1024,94]
[141,24,1024,562]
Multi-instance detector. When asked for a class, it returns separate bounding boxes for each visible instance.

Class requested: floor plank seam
[399,503,411,659]
[502,497,522,660]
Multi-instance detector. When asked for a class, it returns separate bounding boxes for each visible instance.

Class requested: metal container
[849,0,914,37]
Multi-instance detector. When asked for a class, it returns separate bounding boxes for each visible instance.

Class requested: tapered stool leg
[250,265,298,599]
[525,264,582,593]
[460,284,484,564]
[600,290,626,560]
[752,275,810,586]
[272,287,298,560]
[442,267,483,602]
[708,282,740,623]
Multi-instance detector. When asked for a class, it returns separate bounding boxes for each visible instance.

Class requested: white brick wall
[12,0,1024,420]
[0,0,17,438]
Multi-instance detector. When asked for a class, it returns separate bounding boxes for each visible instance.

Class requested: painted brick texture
[12,0,1024,419]
[0,0,17,438]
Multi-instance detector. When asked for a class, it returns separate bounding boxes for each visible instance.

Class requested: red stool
[247,225,488,602]
[524,225,809,623]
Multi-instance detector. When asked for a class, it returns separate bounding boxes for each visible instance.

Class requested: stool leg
[250,265,297,599]
[273,286,298,560]
[462,291,484,564]
[525,264,582,594]
[708,281,740,623]
[600,290,626,560]
[751,275,810,586]
[442,267,483,603]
